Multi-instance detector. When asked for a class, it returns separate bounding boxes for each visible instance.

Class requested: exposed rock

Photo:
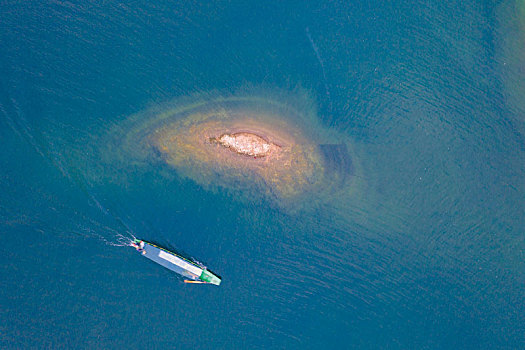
[210,132,280,157]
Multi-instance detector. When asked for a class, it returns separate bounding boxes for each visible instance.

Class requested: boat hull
[136,240,221,285]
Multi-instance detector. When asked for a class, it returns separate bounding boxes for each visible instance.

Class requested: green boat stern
[199,269,221,285]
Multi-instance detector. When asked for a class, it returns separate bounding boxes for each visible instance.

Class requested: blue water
[1,0,524,348]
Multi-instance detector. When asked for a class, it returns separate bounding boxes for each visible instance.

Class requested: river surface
[1,0,524,348]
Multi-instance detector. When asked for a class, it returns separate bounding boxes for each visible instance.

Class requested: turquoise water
[1,0,524,348]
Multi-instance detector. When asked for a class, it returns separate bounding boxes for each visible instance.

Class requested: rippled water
[1,0,523,348]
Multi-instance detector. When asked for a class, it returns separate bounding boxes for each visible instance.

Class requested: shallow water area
[105,91,360,210]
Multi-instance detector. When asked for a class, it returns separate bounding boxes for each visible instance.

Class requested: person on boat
[131,240,146,254]
[138,241,146,254]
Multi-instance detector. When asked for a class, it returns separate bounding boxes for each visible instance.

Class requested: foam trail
[10,97,48,159]
[83,185,138,241]
[306,27,333,114]
[79,190,138,246]
[2,96,136,247]
[0,103,22,139]
[1,96,72,179]
[74,218,135,247]
[306,27,326,78]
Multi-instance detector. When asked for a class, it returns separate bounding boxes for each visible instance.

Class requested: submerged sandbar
[153,114,322,200]
[111,91,357,208]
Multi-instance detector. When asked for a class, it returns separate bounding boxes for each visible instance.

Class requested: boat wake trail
[306,27,333,114]
[83,189,137,247]
[1,94,137,249]
[71,212,136,247]
[79,189,141,248]
[91,232,134,247]
[112,233,136,247]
